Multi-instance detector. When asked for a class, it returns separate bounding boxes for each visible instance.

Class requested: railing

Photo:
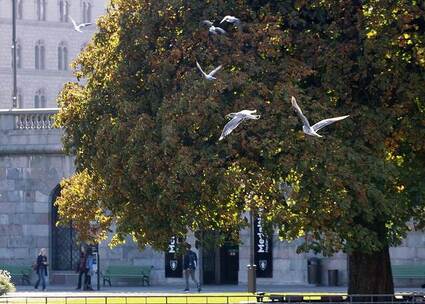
[0,108,60,130]
[0,294,424,304]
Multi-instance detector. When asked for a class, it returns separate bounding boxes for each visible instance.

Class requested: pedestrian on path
[34,248,48,291]
[76,246,87,290]
[183,243,201,292]
[84,247,95,291]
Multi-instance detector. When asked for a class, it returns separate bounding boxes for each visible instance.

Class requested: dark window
[17,0,23,19]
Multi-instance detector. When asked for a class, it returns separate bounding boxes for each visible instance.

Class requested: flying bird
[220,15,241,25]
[291,96,349,138]
[196,61,222,81]
[70,16,92,33]
[202,20,226,35]
[219,110,260,141]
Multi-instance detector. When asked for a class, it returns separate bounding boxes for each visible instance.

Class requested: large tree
[55,0,425,294]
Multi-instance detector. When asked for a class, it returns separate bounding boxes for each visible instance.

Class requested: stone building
[0,0,105,109]
[0,1,424,289]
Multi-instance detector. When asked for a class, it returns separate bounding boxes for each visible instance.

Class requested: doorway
[202,241,239,285]
[51,186,80,271]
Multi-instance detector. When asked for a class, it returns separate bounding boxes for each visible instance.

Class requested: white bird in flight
[70,16,92,33]
[291,96,349,138]
[219,110,260,141]
[220,15,240,25]
[196,61,223,81]
[202,20,227,35]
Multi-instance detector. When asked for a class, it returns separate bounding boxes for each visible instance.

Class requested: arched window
[12,89,24,108]
[58,41,68,71]
[36,0,47,21]
[35,40,45,70]
[59,0,70,22]
[17,0,23,19]
[16,41,22,69]
[11,40,22,69]
[34,89,46,108]
[82,1,92,23]
[17,89,23,108]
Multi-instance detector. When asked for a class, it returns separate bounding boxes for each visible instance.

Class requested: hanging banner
[165,236,182,277]
[254,215,273,277]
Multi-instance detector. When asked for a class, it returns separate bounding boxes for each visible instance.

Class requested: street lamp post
[11,0,18,108]
[247,209,256,293]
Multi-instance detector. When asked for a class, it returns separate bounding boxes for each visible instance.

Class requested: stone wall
[0,154,74,265]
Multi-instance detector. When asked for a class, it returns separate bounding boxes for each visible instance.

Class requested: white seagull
[220,15,240,25]
[196,61,223,81]
[70,16,92,33]
[291,96,349,138]
[202,20,227,35]
[219,110,260,141]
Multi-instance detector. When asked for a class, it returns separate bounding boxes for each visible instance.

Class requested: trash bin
[307,258,321,285]
[328,269,338,286]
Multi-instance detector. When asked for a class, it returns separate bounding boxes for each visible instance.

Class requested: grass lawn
[1,293,259,304]
[0,292,355,304]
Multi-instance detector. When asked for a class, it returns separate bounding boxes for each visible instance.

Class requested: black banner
[165,236,182,278]
[254,215,273,277]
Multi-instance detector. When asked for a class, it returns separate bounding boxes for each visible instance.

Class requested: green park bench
[392,265,425,281]
[102,265,153,287]
[0,264,32,285]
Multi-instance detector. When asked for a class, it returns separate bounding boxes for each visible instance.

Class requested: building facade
[0,0,106,109]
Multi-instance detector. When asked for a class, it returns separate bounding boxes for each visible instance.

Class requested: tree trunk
[348,245,394,301]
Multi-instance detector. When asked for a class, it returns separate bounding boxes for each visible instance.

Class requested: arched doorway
[51,186,80,271]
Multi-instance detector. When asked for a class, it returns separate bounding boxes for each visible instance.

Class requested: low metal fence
[0,293,424,304]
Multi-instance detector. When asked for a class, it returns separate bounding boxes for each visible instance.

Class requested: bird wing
[202,20,213,27]
[69,16,77,27]
[220,16,229,24]
[311,115,350,132]
[291,96,311,128]
[215,27,227,34]
[208,65,222,77]
[80,23,92,28]
[196,61,207,77]
[219,115,245,141]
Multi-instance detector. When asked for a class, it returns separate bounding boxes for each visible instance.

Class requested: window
[16,89,23,108]
[35,40,45,70]
[59,0,70,22]
[11,40,22,69]
[12,89,24,108]
[34,89,46,108]
[36,0,47,21]
[16,41,22,69]
[58,41,68,71]
[17,0,23,19]
[82,1,92,23]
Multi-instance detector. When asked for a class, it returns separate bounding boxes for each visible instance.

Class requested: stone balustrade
[0,108,64,155]
[0,108,59,130]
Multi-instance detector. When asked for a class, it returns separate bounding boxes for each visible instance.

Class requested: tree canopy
[55,0,425,293]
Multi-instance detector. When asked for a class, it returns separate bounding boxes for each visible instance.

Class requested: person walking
[84,247,95,291]
[34,248,48,291]
[76,246,87,290]
[183,243,201,292]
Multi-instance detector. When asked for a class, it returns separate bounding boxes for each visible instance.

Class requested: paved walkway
[4,284,425,297]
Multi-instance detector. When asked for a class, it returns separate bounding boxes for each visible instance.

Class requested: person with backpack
[84,247,95,291]
[183,243,201,292]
